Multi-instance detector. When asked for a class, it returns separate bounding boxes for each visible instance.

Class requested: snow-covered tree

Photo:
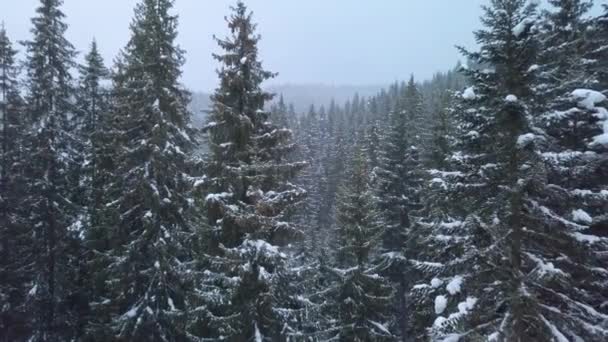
[412,0,608,340]
[198,2,307,340]
[20,0,84,339]
[374,75,425,339]
[87,0,202,339]
[73,39,110,223]
[322,148,394,341]
[0,25,28,341]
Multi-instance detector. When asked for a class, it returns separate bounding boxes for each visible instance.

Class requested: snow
[592,107,608,146]
[368,320,391,335]
[462,87,476,100]
[573,232,601,244]
[435,295,448,314]
[124,306,138,318]
[168,297,177,311]
[458,297,477,314]
[540,316,569,342]
[517,133,536,148]
[240,56,248,64]
[572,209,592,224]
[440,220,463,229]
[446,276,463,295]
[205,192,231,202]
[505,94,518,102]
[440,334,462,342]
[28,284,38,296]
[571,89,606,110]
[526,253,565,277]
[513,18,534,37]
[244,239,282,256]
[154,261,160,269]
[254,323,262,342]
[431,278,444,288]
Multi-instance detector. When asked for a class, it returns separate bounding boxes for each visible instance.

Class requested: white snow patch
[28,285,38,296]
[368,320,391,335]
[513,18,534,37]
[431,278,444,288]
[205,192,231,202]
[440,334,462,342]
[517,133,536,148]
[571,89,606,110]
[254,322,263,342]
[462,87,476,100]
[446,276,463,295]
[505,94,518,102]
[435,295,448,314]
[240,56,248,64]
[572,209,592,224]
[458,297,477,314]
[124,306,138,318]
[154,261,160,269]
[168,297,177,311]
[540,315,569,342]
[573,232,601,244]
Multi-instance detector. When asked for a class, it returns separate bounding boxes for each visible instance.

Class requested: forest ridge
[1,0,608,341]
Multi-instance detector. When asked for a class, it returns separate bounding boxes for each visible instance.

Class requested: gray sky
[1,0,603,92]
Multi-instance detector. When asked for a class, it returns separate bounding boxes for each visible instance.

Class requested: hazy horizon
[1,0,603,92]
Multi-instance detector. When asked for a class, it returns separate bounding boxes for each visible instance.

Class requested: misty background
[1,0,603,116]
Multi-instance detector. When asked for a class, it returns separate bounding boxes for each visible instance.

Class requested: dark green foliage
[0,26,29,342]
[86,0,202,340]
[198,2,307,340]
[19,0,83,340]
[323,149,394,341]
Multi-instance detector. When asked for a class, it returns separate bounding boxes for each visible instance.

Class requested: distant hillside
[188,83,385,125]
[267,83,383,113]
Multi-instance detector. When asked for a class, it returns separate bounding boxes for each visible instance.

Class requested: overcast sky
[1,0,603,92]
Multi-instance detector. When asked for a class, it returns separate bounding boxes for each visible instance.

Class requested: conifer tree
[0,25,28,341]
[412,0,608,340]
[323,148,393,341]
[20,0,84,339]
[88,0,201,339]
[374,75,425,339]
[74,39,110,222]
[199,2,306,340]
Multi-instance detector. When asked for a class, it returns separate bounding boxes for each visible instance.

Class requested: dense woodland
[1,0,608,341]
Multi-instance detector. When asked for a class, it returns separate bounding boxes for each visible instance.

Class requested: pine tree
[74,39,110,223]
[412,0,608,340]
[0,25,28,341]
[323,148,393,341]
[87,0,202,340]
[199,2,306,340]
[374,75,425,339]
[20,0,84,339]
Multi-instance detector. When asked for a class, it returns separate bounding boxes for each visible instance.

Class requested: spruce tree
[412,0,608,340]
[88,0,201,340]
[323,148,393,341]
[375,75,425,339]
[0,25,28,341]
[199,2,306,340]
[20,0,84,339]
[74,39,110,222]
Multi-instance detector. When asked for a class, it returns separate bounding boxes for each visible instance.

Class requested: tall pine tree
[88,0,201,339]
[199,2,306,340]
[0,25,28,342]
[20,0,83,339]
